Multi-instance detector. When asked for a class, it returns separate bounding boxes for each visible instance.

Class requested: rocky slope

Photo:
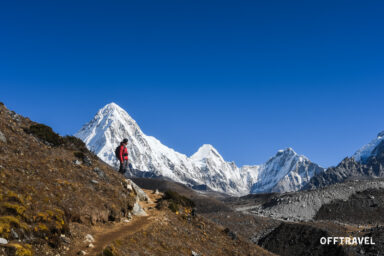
[232,179,384,221]
[76,102,324,195]
[224,179,384,255]
[0,102,139,255]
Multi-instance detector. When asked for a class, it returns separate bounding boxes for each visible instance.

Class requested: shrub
[63,136,88,152]
[160,190,195,212]
[99,246,119,256]
[24,124,63,147]
[73,151,86,159]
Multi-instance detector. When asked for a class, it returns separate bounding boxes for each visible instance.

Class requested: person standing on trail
[116,138,129,174]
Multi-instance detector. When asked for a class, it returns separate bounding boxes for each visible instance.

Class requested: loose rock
[73,160,82,166]
[93,167,106,179]
[0,238,8,245]
[0,131,6,143]
[84,234,95,243]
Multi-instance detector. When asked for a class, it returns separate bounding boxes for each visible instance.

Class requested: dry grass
[0,104,136,255]
[104,204,275,256]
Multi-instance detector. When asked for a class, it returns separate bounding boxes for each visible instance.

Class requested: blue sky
[1,0,383,167]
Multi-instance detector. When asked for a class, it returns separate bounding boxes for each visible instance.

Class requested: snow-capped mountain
[75,103,323,195]
[251,148,324,193]
[353,131,384,163]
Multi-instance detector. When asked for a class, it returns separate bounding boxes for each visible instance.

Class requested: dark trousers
[119,160,128,174]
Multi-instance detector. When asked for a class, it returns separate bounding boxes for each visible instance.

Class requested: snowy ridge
[76,103,324,195]
[353,131,384,163]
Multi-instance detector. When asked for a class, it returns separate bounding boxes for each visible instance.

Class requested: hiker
[116,138,129,174]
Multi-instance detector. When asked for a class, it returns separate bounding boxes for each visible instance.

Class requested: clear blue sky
[1,1,383,167]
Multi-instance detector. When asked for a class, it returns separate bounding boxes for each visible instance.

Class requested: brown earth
[93,190,276,256]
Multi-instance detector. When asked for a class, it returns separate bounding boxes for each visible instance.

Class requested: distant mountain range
[303,131,384,190]
[75,103,325,195]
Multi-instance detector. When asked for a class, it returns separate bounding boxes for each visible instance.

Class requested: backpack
[115,145,122,159]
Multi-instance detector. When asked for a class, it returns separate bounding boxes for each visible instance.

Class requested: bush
[24,125,90,154]
[162,190,195,212]
[73,151,86,159]
[24,124,63,147]
[63,136,88,152]
[99,246,119,256]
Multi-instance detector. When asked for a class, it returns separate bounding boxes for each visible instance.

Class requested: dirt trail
[76,189,162,255]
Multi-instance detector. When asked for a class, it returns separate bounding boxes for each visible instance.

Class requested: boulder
[10,228,18,239]
[132,198,147,216]
[60,234,71,244]
[0,131,6,143]
[0,237,8,245]
[84,234,95,244]
[73,160,82,166]
[125,179,149,202]
[92,167,106,179]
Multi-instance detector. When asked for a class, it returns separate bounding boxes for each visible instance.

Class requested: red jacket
[119,144,128,163]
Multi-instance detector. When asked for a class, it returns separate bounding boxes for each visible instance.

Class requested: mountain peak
[102,102,121,110]
[378,131,384,138]
[276,147,297,155]
[99,102,125,115]
[190,144,223,162]
[96,102,136,124]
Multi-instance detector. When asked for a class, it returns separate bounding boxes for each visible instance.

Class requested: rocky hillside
[0,102,140,255]
[235,179,384,221]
